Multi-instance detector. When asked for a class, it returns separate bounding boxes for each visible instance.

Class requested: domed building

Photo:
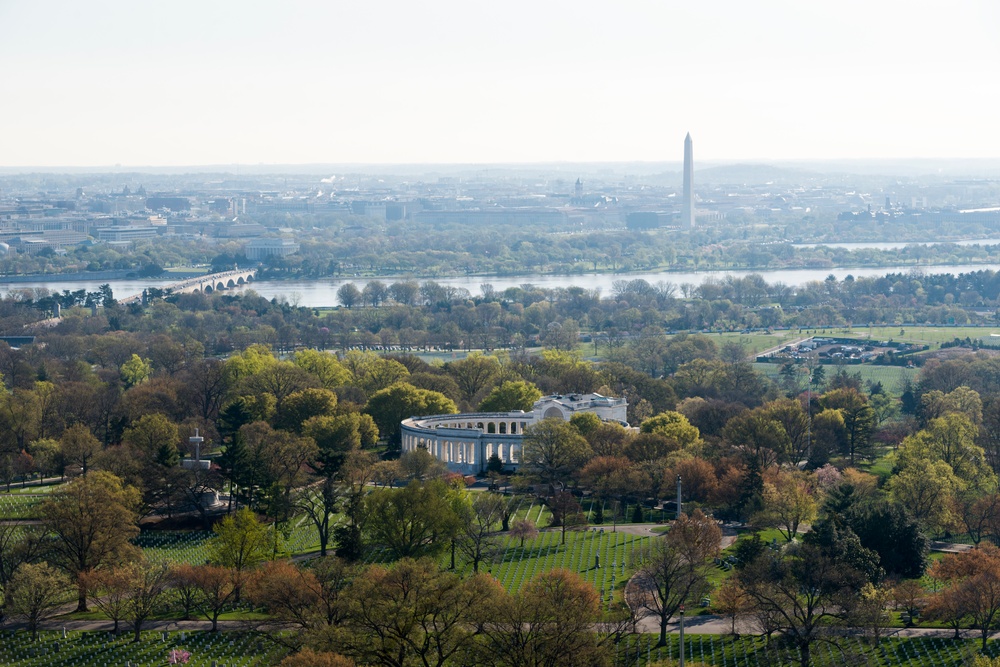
[400,393,627,475]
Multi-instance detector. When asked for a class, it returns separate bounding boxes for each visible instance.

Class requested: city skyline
[2,1,1000,166]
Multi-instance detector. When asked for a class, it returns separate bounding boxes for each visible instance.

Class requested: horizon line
[4,156,1000,171]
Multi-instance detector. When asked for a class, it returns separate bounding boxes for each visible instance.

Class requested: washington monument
[682,132,695,228]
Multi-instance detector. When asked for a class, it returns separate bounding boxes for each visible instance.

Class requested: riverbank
[0,268,207,283]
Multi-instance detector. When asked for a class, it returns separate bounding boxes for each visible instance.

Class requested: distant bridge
[120,268,258,303]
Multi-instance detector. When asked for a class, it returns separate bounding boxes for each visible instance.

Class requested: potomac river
[5,263,1000,308]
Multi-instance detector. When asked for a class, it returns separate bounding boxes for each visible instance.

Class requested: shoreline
[6,258,1000,287]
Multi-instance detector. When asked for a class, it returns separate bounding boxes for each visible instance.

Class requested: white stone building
[244,237,299,261]
[400,393,627,475]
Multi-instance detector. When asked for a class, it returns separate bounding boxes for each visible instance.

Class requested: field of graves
[0,629,283,667]
[1,629,996,667]
[620,634,1000,667]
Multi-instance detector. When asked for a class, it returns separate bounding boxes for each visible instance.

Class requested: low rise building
[400,393,627,475]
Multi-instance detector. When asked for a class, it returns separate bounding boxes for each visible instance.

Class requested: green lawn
[817,325,1000,349]
[462,528,650,606]
[753,362,919,395]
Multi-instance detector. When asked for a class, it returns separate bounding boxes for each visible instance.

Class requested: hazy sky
[2,1,999,166]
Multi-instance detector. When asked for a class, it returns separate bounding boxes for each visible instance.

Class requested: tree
[892,579,927,627]
[364,480,460,559]
[899,413,993,485]
[81,566,133,633]
[758,398,811,464]
[240,362,321,423]
[631,510,721,646]
[821,388,876,465]
[755,472,817,542]
[639,411,702,449]
[509,518,539,548]
[852,582,893,647]
[715,577,752,635]
[275,388,339,433]
[303,412,378,478]
[887,458,961,533]
[365,383,457,448]
[247,558,352,640]
[921,386,983,425]
[738,542,867,667]
[40,471,141,611]
[958,491,1000,546]
[121,558,172,642]
[122,413,183,515]
[444,353,501,405]
[120,353,152,388]
[456,492,505,573]
[340,558,497,667]
[295,478,341,559]
[843,500,928,579]
[398,447,448,480]
[482,568,611,667]
[168,564,204,621]
[931,544,1000,651]
[346,354,410,396]
[521,418,592,491]
[5,562,70,639]
[722,411,790,471]
[549,491,588,544]
[479,380,542,413]
[336,282,361,308]
[294,349,353,390]
[207,507,272,586]
[183,564,239,631]
[59,423,102,476]
[924,581,969,639]
[0,524,45,602]
[578,456,638,520]
[335,451,379,562]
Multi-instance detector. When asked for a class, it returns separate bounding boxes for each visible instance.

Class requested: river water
[5,263,1000,308]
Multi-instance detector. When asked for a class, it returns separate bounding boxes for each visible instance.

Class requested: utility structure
[676,474,683,519]
[678,605,686,667]
[681,133,695,228]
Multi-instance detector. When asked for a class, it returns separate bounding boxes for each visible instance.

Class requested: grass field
[753,362,919,395]
[810,325,1000,349]
[460,529,650,603]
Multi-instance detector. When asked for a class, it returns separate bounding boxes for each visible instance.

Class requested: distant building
[95,226,160,243]
[145,197,192,212]
[626,211,663,230]
[244,237,299,261]
[215,223,267,238]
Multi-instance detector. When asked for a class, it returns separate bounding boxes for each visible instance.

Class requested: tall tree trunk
[76,583,88,612]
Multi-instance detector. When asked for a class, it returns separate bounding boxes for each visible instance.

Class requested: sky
[1,0,1000,166]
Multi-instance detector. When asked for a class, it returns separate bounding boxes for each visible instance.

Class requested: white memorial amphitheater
[400,393,628,475]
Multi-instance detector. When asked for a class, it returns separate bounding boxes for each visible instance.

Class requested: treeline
[3,289,1000,664]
